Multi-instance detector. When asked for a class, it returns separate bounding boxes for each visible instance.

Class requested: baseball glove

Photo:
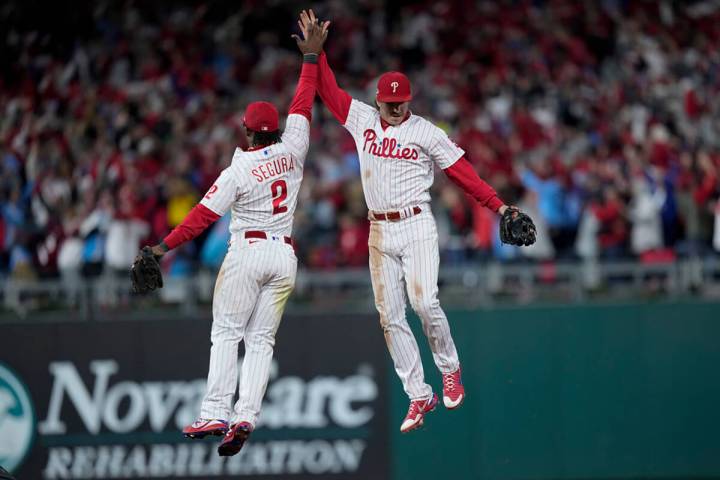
[500,207,537,246]
[131,246,164,293]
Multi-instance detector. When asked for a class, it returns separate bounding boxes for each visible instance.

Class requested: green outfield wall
[390,301,720,480]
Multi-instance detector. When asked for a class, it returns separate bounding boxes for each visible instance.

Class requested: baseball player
[137,21,327,456]
[297,11,535,433]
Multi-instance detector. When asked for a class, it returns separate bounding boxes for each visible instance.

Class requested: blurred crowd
[2,0,720,281]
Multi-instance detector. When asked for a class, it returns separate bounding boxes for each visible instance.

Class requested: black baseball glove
[131,246,164,293]
[500,207,537,246]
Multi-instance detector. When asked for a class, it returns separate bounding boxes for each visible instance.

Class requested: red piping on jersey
[443,157,505,212]
[380,111,411,130]
[163,203,221,250]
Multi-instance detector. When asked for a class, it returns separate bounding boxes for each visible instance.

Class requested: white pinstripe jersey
[200,114,309,237]
[344,99,465,211]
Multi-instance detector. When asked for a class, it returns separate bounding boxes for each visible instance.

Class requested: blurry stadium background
[1,0,720,479]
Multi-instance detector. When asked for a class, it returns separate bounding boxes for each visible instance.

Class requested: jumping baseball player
[131,20,328,456]
[297,10,535,433]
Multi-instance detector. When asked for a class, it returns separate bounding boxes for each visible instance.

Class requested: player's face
[377,101,410,125]
[244,126,254,146]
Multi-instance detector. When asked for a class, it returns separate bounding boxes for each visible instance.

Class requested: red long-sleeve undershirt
[288,62,318,120]
[317,52,352,124]
[162,63,318,251]
[163,204,220,250]
[444,158,504,212]
[317,52,504,213]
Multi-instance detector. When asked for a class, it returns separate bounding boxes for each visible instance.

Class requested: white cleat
[443,393,464,409]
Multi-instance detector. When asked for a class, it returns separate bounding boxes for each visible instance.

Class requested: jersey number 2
[205,184,218,199]
[271,180,288,215]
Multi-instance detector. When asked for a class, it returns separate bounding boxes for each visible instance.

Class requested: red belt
[244,231,293,246]
[370,206,422,221]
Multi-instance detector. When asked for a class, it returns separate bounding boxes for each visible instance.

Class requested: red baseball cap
[243,101,279,132]
[376,71,412,103]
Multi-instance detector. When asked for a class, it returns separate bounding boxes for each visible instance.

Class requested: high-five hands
[292,9,330,55]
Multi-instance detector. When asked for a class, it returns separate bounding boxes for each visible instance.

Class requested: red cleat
[400,393,438,433]
[182,418,229,439]
[217,421,254,457]
[442,367,465,409]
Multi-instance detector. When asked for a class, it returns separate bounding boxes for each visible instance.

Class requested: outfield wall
[0,315,389,480]
[391,302,720,480]
[1,302,719,480]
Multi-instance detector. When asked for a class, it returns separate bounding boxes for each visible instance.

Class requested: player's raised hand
[292,9,330,54]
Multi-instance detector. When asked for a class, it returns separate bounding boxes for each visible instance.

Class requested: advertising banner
[0,314,388,480]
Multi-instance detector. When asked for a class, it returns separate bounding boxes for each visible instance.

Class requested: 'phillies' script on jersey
[363,129,419,160]
[343,99,464,210]
[251,156,296,183]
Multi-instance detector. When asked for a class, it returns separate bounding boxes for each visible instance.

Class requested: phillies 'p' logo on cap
[243,101,279,133]
[376,72,412,102]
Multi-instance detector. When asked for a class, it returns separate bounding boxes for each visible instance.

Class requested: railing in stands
[2,257,720,321]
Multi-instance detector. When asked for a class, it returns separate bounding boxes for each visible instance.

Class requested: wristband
[303,53,319,64]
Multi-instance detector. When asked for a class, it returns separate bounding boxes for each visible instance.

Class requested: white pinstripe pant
[200,237,296,425]
[369,208,460,401]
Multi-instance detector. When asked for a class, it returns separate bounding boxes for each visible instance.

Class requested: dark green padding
[390,301,720,480]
